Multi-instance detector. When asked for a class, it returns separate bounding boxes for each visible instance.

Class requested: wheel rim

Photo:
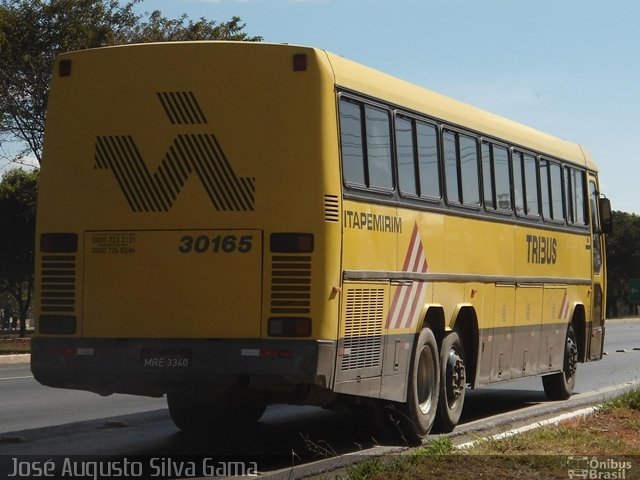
[417,345,437,415]
[565,334,578,381]
[445,348,466,409]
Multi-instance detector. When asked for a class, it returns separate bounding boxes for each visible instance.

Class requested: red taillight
[293,53,307,72]
[270,233,314,253]
[260,348,293,358]
[49,347,94,356]
[260,348,277,358]
[40,233,78,253]
[268,317,311,337]
[50,347,76,356]
[59,59,72,77]
[39,315,76,335]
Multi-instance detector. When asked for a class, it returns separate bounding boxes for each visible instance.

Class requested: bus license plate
[141,349,192,369]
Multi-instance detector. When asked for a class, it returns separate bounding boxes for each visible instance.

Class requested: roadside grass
[341,388,640,480]
[0,331,32,354]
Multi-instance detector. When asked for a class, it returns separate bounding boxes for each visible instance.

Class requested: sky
[140,0,639,213]
[4,0,637,213]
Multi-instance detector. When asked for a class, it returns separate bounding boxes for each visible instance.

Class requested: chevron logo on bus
[386,223,429,330]
[94,92,255,212]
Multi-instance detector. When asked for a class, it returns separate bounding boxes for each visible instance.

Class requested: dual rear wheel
[393,327,467,443]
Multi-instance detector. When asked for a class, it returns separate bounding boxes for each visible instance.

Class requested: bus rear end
[32,42,342,427]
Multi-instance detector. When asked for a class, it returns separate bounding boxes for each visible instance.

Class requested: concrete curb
[0,354,30,365]
[456,406,599,449]
[258,380,639,480]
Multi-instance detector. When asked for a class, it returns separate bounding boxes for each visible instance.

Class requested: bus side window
[493,145,512,211]
[482,142,512,213]
[523,154,539,217]
[444,130,480,207]
[339,97,393,191]
[443,131,459,204]
[540,159,552,219]
[540,159,565,222]
[459,134,480,206]
[396,115,418,196]
[482,142,495,208]
[339,98,366,187]
[364,105,393,191]
[416,122,440,199]
[396,116,440,200]
[549,161,564,221]
[566,167,587,226]
[513,151,525,215]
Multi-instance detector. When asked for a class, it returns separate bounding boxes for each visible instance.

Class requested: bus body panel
[82,229,262,338]
[37,42,341,342]
[35,43,343,397]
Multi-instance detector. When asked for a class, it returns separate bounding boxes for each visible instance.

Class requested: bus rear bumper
[31,338,337,398]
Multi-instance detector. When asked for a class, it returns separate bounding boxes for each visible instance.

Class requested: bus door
[588,176,606,360]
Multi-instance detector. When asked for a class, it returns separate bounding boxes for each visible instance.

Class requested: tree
[0,168,38,337]
[605,210,640,317]
[0,0,261,166]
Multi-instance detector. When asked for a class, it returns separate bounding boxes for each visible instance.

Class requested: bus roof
[318,48,596,172]
[57,41,596,171]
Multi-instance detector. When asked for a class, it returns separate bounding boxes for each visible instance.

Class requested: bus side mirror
[599,197,613,234]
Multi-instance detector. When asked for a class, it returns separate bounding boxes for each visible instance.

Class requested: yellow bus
[32,42,612,441]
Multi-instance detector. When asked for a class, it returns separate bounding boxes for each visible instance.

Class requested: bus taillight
[40,233,78,253]
[59,59,72,77]
[260,348,293,358]
[293,53,307,72]
[268,317,311,337]
[270,233,314,253]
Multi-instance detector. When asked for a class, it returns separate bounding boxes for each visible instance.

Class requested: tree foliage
[0,168,38,337]
[605,210,640,316]
[0,0,261,165]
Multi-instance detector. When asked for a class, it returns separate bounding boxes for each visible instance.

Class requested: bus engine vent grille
[324,195,339,222]
[270,255,311,314]
[39,254,76,314]
[340,288,384,371]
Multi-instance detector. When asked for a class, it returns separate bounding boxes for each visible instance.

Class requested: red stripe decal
[386,222,429,329]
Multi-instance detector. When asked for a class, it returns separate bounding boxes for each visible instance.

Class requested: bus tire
[542,324,578,400]
[398,327,440,444]
[434,330,466,432]
[167,392,266,432]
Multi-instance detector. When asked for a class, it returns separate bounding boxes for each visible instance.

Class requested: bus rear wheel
[398,327,440,444]
[434,330,466,432]
[167,391,266,432]
[542,324,578,400]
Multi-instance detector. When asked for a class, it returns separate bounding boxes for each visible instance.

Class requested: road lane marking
[0,375,34,381]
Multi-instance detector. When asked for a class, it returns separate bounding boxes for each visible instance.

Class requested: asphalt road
[1,320,639,476]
